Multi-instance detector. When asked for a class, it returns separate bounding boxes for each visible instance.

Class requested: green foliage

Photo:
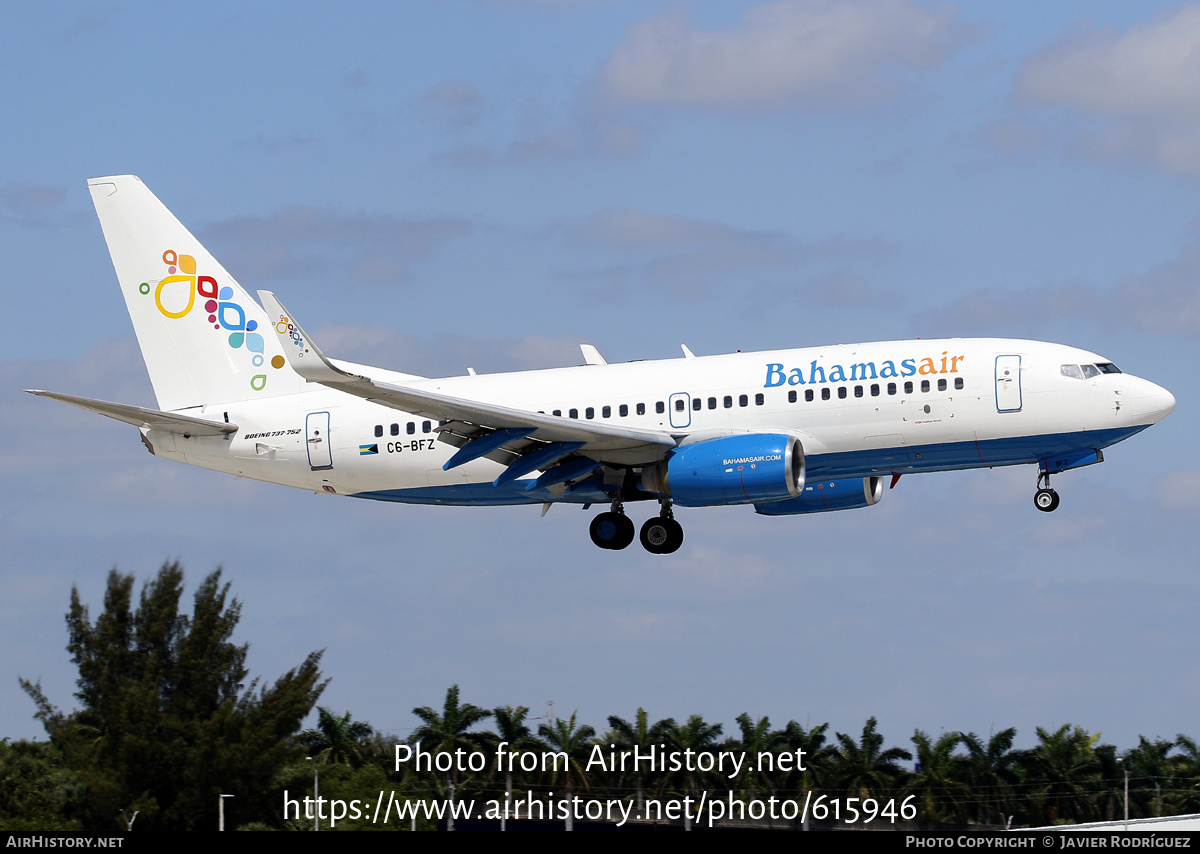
[0,740,86,830]
[410,685,492,791]
[298,708,375,768]
[830,716,912,801]
[20,562,326,830]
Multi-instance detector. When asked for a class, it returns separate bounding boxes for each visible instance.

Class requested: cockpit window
[1062,363,1119,380]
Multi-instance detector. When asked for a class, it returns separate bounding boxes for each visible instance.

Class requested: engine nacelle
[754,476,884,516]
[641,434,804,507]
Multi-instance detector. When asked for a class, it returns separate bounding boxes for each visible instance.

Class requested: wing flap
[258,290,677,463]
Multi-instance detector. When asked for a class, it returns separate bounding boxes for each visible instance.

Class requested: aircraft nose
[1129,379,1175,424]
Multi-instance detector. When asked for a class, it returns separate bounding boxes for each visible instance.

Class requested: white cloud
[1016,5,1200,176]
[918,224,1200,339]
[422,79,483,131]
[599,0,963,110]
[1154,469,1200,513]
[563,207,899,305]
[201,206,471,286]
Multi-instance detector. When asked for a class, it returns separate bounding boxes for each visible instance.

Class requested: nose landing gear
[1034,472,1060,512]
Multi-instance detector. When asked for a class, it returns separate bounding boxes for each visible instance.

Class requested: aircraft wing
[25,390,238,437]
[258,292,677,475]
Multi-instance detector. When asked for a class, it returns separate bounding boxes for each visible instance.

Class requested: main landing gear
[589,498,635,550]
[1034,472,1060,513]
[589,497,684,554]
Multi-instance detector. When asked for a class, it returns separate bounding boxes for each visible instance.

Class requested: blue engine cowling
[754,476,884,516]
[641,434,804,507]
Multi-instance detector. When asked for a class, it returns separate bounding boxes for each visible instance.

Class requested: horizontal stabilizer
[26,390,237,437]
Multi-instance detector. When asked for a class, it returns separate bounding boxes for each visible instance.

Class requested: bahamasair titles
[28,176,1176,554]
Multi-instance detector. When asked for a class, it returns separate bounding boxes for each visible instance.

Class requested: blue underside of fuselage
[349,425,1149,507]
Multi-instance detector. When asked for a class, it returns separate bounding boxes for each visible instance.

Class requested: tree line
[4,563,1197,830]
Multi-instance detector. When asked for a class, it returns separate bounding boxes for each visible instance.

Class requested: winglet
[257,291,366,385]
[681,344,695,359]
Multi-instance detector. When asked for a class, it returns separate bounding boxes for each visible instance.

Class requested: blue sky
[3,1,1198,759]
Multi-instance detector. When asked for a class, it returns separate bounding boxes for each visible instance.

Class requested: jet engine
[641,434,804,506]
[753,476,884,515]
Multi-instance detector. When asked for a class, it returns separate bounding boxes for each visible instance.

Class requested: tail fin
[88,176,301,411]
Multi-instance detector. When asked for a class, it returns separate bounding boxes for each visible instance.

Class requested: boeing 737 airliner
[28,176,1176,554]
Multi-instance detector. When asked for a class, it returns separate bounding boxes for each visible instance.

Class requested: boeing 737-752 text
[27,176,1176,554]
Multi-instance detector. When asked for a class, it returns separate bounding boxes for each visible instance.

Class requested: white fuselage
[143,337,1174,508]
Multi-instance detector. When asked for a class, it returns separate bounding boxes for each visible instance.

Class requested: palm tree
[959,728,1019,826]
[731,713,784,799]
[410,683,493,828]
[904,730,970,824]
[1018,724,1104,825]
[297,707,374,768]
[1171,735,1200,815]
[829,717,912,803]
[606,708,670,810]
[777,720,832,829]
[489,705,545,828]
[660,714,723,830]
[538,712,596,830]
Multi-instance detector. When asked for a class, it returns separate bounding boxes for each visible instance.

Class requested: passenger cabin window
[708,397,717,410]
[739,394,748,407]
[755,393,764,406]
[422,421,431,433]
[888,382,897,395]
[656,401,665,414]
[374,425,383,438]
[854,385,863,398]
[569,408,579,419]
[806,389,814,402]
[838,387,847,399]
[693,398,701,411]
[788,390,797,403]
[937,379,947,391]
[904,381,914,394]
[674,400,685,412]
[602,406,611,418]
[586,407,595,419]
[553,409,562,416]
[619,404,628,417]
[724,395,733,409]
[920,380,930,393]
[954,377,963,390]
[637,403,646,415]
[407,422,416,434]
[390,423,399,436]
[821,388,831,401]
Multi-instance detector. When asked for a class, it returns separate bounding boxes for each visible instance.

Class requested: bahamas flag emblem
[359,444,379,455]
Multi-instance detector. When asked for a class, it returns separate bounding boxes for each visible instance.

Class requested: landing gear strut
[639,499,684,554]
[589,497,635,550]
[1034,472,1060,513]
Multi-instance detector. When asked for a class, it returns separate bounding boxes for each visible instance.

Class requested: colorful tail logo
[142,249,282,391]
